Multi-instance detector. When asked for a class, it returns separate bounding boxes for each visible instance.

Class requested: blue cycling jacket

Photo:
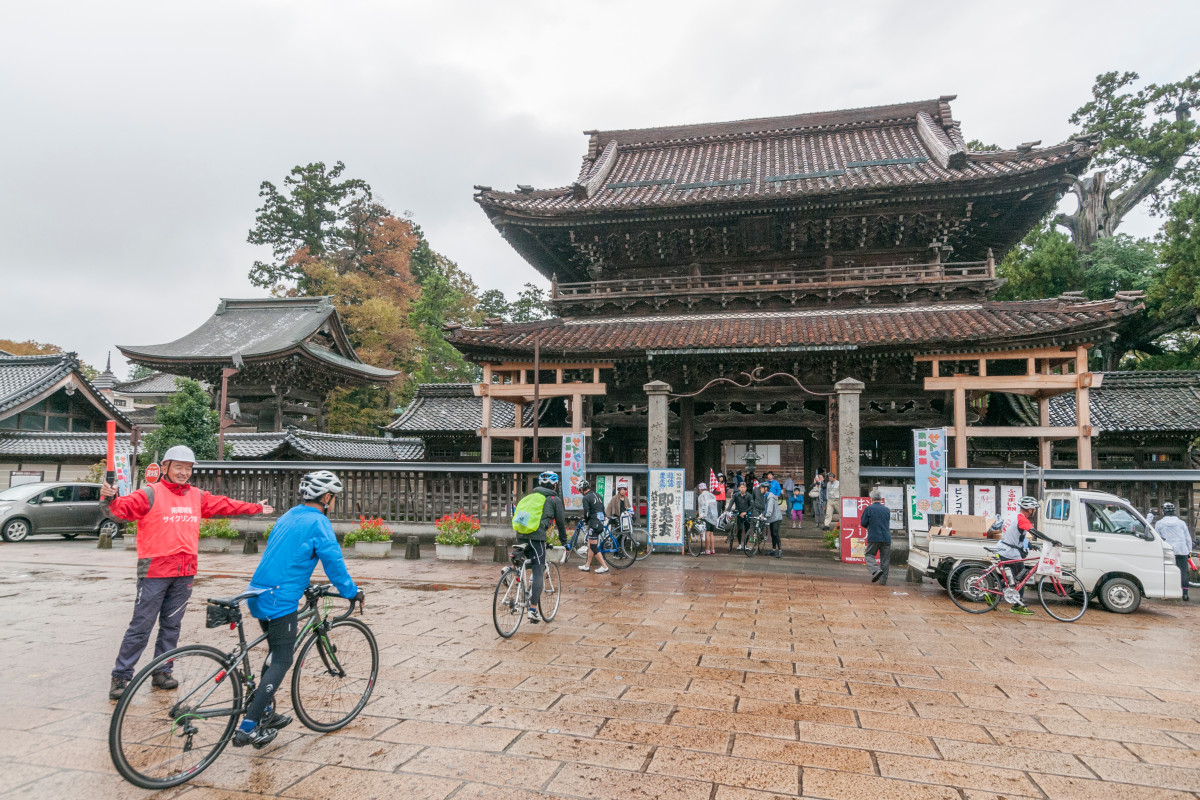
[246,505,358,621]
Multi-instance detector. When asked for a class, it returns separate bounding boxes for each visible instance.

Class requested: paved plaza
[1,539,1199,800]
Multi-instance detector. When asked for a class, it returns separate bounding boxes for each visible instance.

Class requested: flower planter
[354,540,392,558]
[198,538,233,554]
[549,546,567,561]
[436,543,474,561]
[124,535,138,551]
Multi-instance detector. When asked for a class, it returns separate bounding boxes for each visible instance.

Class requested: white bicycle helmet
[1018,495,1040,510]
[299,470,343,500]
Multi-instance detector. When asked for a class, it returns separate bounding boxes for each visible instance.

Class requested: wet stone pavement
[1,538,1199,800]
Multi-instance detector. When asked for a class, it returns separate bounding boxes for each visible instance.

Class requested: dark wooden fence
[191,461,650,525]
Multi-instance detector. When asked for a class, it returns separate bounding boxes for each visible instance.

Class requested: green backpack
[512,492,548,535]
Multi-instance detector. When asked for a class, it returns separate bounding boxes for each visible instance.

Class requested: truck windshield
[1084,502,1149,536]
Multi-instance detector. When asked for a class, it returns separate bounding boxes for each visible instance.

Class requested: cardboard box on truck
[944,515,992,539]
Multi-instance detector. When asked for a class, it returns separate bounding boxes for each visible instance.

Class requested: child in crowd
[791,486,804,528]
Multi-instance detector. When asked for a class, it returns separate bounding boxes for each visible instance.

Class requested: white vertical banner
[113,454,133,496]
[973,485,997,518]
[648,468,685,547]
[906,484,928,532]
[878,486,905,530]
[560,433,587,511]
[946,484,969,516]
[1000,485,1022,516]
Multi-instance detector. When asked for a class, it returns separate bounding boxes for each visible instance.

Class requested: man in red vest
[101,445,272,699]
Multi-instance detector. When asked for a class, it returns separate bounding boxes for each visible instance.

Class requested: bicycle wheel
[1037,570,1088,622]
[492,569,525,639]
[540,562,561,621]
[686,522,703,556]
[947,563,1001,614]
[604,530,634,569]
[745,526,761,557]
[292,618,379,732]
[726,527,736,553]
[109,645,241,790]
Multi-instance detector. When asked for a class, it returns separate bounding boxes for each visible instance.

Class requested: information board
[839,496,870,563]
[648,468,684,547]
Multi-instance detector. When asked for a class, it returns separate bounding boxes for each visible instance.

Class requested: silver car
[0,482,121,542]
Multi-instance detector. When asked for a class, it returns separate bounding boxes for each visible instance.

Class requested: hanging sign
[946,484,969,516]
[878,486,905,530]
[839,496,871,563]
[912,428,947,514]
[973,485,997,518]
[561,433,587,511]
[1000,486,1022,515]
[906,484,928,533]
[648,468,685,547]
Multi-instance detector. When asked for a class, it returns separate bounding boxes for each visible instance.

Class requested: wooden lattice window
[741,215,774,253]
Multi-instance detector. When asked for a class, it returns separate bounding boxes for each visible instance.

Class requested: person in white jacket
[697,483,719,555]
[1155,502,1193,602]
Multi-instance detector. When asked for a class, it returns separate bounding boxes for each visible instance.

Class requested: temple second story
[475,97,1095,317]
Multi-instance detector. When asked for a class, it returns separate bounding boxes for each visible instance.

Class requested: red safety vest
[137,484,203,561]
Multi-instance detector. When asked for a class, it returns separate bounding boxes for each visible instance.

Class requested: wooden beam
[953,386,968,472]
[476,382,607,398]
[945,426,1095,440]
[924,374,1100,393]
[484,427,593,438]
[915,345,1088,363]
[489,361,614,372]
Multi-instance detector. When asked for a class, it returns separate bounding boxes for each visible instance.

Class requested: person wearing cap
[860,489,892,586]
[101,445,273,700]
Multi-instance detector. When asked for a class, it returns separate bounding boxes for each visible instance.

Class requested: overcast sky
[2,0,1197,377]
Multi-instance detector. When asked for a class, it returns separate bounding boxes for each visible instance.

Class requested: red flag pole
[104,420,116,503]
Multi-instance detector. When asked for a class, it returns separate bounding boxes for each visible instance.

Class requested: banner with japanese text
[905,484,928,532]
[114,454,133,496]
[946,484,969,515]
[839,496,870,563]
[973,484,997,518]
[648,468,684,547]
[912,428,948,514]
[560,433,587,511]
[1000,486,1022,516]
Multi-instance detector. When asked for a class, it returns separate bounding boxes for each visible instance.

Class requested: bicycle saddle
[207,588,267,607]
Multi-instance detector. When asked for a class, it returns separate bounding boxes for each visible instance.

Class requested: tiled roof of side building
[446,295,1143,360]
[0,432,137,458]
[0,353,131,427]
[386,383,537,433]
[476,97,1094,217]
[1002,371,1200,433]
[113,372,194,395]
[225,430,425,461]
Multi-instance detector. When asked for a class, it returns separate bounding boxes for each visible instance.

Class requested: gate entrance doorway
[723,440,805,483]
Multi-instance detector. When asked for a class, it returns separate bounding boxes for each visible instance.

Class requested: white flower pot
[354,540,392,558]
[435,543,474,561]
[198,538,233,554]
[124,535,138,551]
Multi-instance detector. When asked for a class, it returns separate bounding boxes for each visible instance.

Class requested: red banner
[839,496,871,563]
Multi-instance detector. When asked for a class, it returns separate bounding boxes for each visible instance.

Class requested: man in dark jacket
[578,479,610,574]
[521,471,567,623]
[730,481,753,550]
[859,488,892,586]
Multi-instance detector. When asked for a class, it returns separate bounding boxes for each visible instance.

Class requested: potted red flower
[434,511,481,561]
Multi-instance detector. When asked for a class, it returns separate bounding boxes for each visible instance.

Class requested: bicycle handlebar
[305,583,363,620]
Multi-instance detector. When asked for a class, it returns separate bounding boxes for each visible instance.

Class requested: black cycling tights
[244,611,298,726]
[524,540,546,607]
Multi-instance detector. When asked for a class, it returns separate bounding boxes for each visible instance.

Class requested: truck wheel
[1099,577,1141,614]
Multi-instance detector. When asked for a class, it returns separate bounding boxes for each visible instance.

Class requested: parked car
[908,489,1181,613]
[0,482,120,542]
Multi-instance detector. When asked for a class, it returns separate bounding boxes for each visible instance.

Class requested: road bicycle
[742,515,768,557]
[947,540,1088,622]
[561,518,634,569]
[109,584,377,789]
[494,543,561,638]
[684,517,705,556]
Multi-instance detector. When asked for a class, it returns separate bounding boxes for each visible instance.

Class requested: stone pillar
[644,380,672,469]
[835,378,864,498]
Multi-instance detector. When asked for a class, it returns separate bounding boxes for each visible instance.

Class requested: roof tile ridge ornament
[573,140,618,200]
[916,111,966,170]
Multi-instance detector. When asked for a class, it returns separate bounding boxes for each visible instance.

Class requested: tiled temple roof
[447,295,1143,360]
[0,353,130,427]
[113,372,192,395]
[386,383,537,433]
[1002,371,1200,433]
[0,430,424,461]
[476,97,1094,217]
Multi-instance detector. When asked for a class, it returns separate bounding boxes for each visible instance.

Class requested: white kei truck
[908,488,1183,613]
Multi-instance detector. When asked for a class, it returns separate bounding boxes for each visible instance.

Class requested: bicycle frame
[567,520,623,557]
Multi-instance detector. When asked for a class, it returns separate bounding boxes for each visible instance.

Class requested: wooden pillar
[827,396,838,473]
[480,392,493,464]
[953,386,968,474]
[1076,346,1093,475]
[273,388,283,432]
[680,396,695,487]
[1038,396,1052,469]
[571,394,582,430]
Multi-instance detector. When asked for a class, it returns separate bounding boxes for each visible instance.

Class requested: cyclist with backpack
[510,471,567,623]
[578,479,610,574]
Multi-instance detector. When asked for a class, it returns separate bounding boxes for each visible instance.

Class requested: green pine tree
[140,379,218,465]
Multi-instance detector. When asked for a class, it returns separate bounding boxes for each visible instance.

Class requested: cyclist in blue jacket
[235,470,363,749]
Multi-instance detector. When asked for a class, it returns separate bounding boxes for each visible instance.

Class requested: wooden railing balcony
[552,259,995,304]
